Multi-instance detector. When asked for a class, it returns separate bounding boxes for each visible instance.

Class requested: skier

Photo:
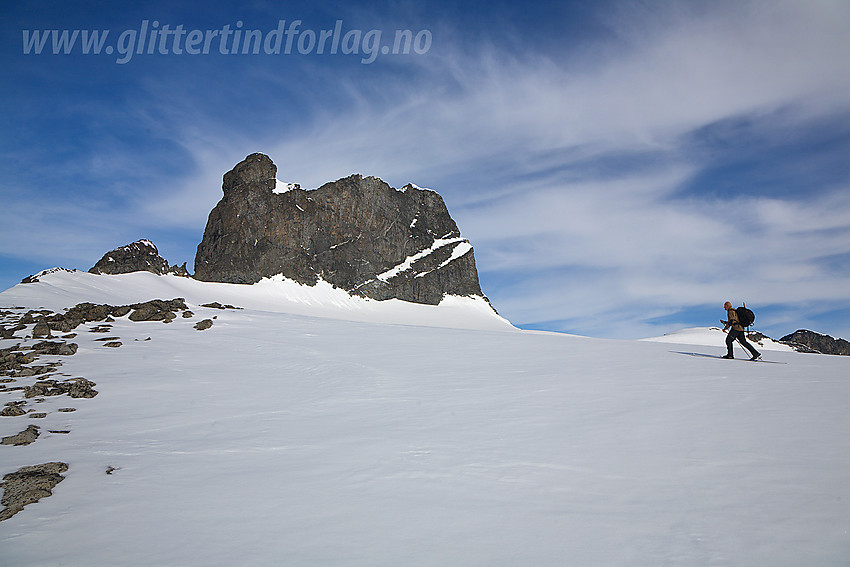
[721,301,761,360]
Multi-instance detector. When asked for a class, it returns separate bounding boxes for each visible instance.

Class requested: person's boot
[750,352,762,361]
[722,354,734,359]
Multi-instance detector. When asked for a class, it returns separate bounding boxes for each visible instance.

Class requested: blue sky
[2,0,850,340]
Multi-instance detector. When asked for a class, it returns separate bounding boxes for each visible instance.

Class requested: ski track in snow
[1,272,849,566]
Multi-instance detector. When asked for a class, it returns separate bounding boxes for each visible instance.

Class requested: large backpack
[736,305,755,328]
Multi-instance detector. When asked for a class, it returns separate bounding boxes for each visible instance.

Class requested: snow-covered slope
[641,326,795,351]
[3,269,512,331]
[2,274,849,566]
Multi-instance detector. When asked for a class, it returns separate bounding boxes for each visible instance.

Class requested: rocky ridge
[779,329,850,356]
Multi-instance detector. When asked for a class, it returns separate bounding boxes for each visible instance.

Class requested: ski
[673,351,787,364]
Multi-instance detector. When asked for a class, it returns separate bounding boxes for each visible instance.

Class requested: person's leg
[725,331,736,358]
[737,332,761,359]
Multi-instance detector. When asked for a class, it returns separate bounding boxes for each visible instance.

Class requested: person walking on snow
[721,301,761,360]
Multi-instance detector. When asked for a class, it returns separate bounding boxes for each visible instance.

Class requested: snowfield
[1,271,849,566]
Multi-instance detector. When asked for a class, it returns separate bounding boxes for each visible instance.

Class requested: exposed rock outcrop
[127,298,188,322]
[194,153,488,306]
[89,239,187,276]
[32,318,52,338]
[1,425,40,446]
[0,462,68,521]
[779,330,850,355]
[25,299,190,334]
[24,377,98,399]
[200,302,240,310]
[29,341,78,356]
[1,403,27,417]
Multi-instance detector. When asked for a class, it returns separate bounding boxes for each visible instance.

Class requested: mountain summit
[194,153,488,306]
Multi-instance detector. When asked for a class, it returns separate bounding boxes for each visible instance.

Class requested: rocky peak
[194,153,489,306]
[223,152,278,197]
[89,240,187,276]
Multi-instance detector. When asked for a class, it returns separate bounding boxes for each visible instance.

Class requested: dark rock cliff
[193,153,488,306]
